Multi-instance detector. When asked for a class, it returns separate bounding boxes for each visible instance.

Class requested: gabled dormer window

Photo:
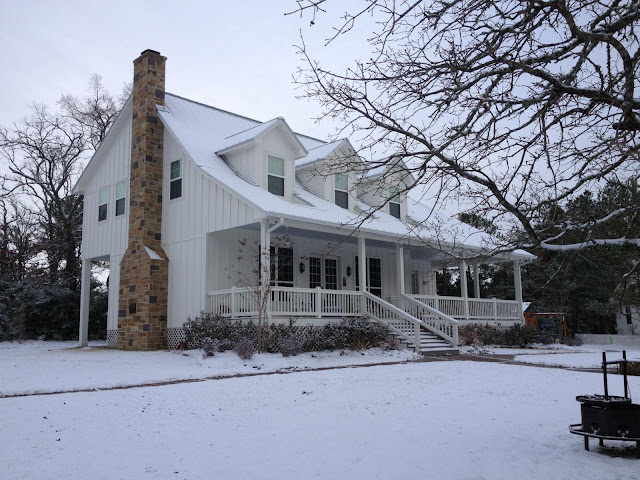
[170,159,182,200]
[115,180,126,216]
[268,155,285,196]
[389,186,401,219]
[335,174,349,209]
[98,187,108,221]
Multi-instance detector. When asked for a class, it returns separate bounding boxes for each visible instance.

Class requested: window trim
[170,159,182,200]
[115,180,127,217]
[267,155,285,197]
[98,186,108,222]
[334,173,349,209]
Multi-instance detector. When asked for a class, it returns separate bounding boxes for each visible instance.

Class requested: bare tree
[0,77,128,288]
[290,0,640,252]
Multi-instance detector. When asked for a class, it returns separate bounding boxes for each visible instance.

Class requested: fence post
[316,286,322,318]
[415,322,421,353]
[493,297,498,322]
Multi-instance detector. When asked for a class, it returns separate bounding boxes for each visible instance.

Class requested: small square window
[98,187,108,221]
[267,155,285,196]
[170,159,182,200]
[115,180,126,216]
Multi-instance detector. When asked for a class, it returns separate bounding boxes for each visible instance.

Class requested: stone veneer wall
[117,50,169,350]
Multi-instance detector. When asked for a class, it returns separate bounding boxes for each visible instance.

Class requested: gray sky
[0,0,369,141]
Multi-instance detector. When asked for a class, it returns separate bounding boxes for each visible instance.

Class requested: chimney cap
[140,49,161,56]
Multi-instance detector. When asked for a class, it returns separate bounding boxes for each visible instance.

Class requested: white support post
[260,219,271,319]
[513,260,524,321]
[396,244,405,300]
[460,259,469,320]
[78,258,91,347]
[492,297,498,321]
[316,286,322,318]
[358,236,367,294]
[230,286,237,318]
[473,261,481,299]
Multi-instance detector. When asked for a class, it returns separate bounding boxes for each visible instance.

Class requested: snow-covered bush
[278,334,303,357]
[458,324,536,347]
[235,338,256,360]
[183,315,387,353]
[201,337,219,358]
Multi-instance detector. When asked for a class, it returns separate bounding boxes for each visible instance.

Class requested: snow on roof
[216,117,308,158]
[157,94,534,260]
[296,139,347,169]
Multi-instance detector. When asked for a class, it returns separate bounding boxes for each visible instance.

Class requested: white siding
[80,103,132,260]
[106,253,122,330]
[165,237,207,328]
[161,131,260,246]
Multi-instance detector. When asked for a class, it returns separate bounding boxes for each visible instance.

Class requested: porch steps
[390,330,459,356]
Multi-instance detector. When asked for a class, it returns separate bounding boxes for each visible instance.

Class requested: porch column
[260,219,271,319]
[460,259,469,320]
[473,260,481,298]
[358,236,367,293]
[513,260,524,321]
[78,258,91,347]
[396,243,405,300]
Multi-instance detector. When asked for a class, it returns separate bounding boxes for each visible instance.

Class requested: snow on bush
[234,338,256,360]
[459,324,536,346]
[278,334,303,357]
[201,337,219,358]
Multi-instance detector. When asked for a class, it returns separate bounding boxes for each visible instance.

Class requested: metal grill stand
[569,351,640,452]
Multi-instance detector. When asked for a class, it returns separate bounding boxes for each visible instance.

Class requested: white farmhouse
[73,50,535,352]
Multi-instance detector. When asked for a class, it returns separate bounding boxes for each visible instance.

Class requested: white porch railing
[207,286,362,318]
[400,294,458,345]
[408,294,521,322]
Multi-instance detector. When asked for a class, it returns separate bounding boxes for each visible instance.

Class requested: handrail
[363,291,428,350]
[401,294,458,346]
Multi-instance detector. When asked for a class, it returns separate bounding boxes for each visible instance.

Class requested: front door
[355,256,383,297]
[309,255,339,289]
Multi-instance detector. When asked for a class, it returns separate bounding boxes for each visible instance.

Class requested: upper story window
[115,180,126,216]
[170,159,182,200]
[267,155,285,196]
[334,174,349,209]
[389,186,401,219]
[98,187,108,221]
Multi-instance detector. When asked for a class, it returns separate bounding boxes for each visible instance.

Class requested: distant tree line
[0,76,129,341]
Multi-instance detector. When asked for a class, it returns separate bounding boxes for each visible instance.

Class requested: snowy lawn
[460,343,640,369]
[1,360,638,479]
[0,341,418,396]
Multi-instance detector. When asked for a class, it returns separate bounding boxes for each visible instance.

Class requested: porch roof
[157,93,535,262]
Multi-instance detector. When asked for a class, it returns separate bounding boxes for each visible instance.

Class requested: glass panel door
[324,258,338,290]
[368,258,382,297]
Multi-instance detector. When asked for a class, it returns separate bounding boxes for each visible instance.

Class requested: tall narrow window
[267,155,285,196]
[334,174,349,209]
[115,180,126,216]
[389,187,401,219]
[269,246,293,286]
[98,187,108,221]
[170,159,182,200]
[626,306,633,325]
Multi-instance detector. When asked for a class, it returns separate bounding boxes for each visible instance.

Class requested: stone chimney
[117,49,169,350]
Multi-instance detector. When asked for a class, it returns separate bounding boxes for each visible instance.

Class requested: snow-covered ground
[1,347,638,479]
[461,343,640,369]
[0,341,418,396]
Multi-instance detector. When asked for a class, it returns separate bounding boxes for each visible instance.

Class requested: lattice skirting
[106,330,118,348]
[167,327,186,350]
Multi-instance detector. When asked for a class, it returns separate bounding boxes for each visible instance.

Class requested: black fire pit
[569,351,640,452]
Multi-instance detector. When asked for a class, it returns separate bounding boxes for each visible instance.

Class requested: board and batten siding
[79,103,132,261]
[161,130,261,327]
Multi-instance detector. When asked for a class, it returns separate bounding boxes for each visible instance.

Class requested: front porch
[205,218,528,352]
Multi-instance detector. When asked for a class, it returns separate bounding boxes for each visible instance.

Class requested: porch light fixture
[346,266,352,277]
[299,261,305,273]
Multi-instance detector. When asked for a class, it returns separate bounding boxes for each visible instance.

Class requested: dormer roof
[295,138,356,169]
[216,117,308,159]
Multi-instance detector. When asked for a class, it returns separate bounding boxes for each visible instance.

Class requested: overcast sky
[0,0,371,141]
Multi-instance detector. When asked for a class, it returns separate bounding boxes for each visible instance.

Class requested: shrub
[458,324,537,347]
[182,314,387,353]
[201,337,219,358]
[235,338,256,360]
[562,336,583,346]
[279,334,303,357]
